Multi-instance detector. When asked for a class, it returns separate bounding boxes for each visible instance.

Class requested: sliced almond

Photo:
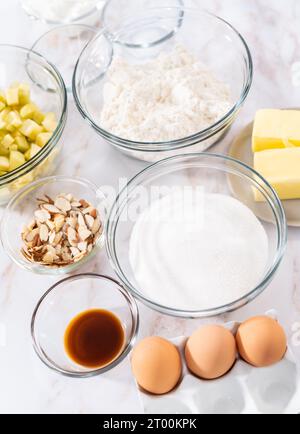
[78,241,88,252]
[71,201,82,208]
[89,208,97,218]
[33,245,43,252]
[66,217,77,229]
[35,209,51,223]
[37,195,54,205]
[48,231,56,245]
[92,218,101,235]
[39,224,49,242]
[55,197,71,213]
[70,247,80,257]
[25,228,39,243]
[31,233,40,248]
[77,212,87,229]
[62,193,73,202]
[78,226,91,241]
[54,214,65,232]
[79,199,89,208]
[45,195,55,205]
[21,229,29,241]
[42,252,55,264]
[46,219,55,231]
[62,251,72,262]
[73,251,86,262]
[42,204,61,214]
[82,206,95,215]
[67,226,77,243]
[54,232,63,246]
[85,214,94,230]
[27,219,36,231]
[21,247,31,260]
[46,245,57,255]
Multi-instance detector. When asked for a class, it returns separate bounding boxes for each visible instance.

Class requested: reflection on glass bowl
[21,0,105,26]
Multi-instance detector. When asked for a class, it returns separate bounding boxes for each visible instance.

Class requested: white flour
[100,46,231,142]
[129,191,269,310]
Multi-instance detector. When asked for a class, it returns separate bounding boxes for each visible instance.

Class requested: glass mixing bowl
[31,274,139,377]
[31,25,97,93]
[101,0,184,48]
[0,45,67,205]
[1,176,107,276]
[73,7,253,162]
[20,0,105,26]
[106,153,287,318]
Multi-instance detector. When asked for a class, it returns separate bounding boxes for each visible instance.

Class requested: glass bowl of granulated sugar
[106,153,287,318]
[73,6,253,162]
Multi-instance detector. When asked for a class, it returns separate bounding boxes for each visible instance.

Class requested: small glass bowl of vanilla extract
[31,274,139,377]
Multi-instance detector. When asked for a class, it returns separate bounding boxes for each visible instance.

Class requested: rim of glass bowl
[0,45,67,188]
[73,7,253,152]
[106,153,287,319]
[30,24,98,94]
[31,23,98,55]
[101,0,185,49]
[21,0,104,26]
[31,273,140,378]
[0,176,106,276]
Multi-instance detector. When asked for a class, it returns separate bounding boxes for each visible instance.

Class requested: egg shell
[185,325,237,380]
[236,316,287,368]
[131,336,182,395]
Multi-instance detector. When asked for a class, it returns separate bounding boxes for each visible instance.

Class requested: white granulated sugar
[129,192,269,310]
[100,45,231,142]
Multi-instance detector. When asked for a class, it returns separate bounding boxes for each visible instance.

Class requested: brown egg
[236,316,287,367]
[185,325,237,380]
[131,336,182,395]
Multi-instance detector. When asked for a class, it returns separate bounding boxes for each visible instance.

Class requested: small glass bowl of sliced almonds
[0,176,107,275]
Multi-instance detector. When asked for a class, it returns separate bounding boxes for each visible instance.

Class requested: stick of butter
[252,109,300,152]
[254,148,300,201]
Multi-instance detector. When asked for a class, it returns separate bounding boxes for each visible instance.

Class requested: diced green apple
[6,110,22,129]
[18,83,31,105]
[9,150,26,171]
[36,132,52,147]
[19,119,43,141]
[15,135,30,153]
[0,156,9,171]
[6,87,19,106]
[0,82,56,173]
[42,113,57,132]
[28,143,41,159]
[2,134,14,148]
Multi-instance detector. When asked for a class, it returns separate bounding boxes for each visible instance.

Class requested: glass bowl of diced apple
[0,45,67,205]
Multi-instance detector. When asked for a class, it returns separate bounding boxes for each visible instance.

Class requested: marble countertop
[0,0,300,414]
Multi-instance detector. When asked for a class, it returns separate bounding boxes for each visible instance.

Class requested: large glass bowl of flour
[106,154,287,318]
[73,7,253,162]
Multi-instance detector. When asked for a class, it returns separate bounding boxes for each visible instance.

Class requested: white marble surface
[0,0,300,414]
